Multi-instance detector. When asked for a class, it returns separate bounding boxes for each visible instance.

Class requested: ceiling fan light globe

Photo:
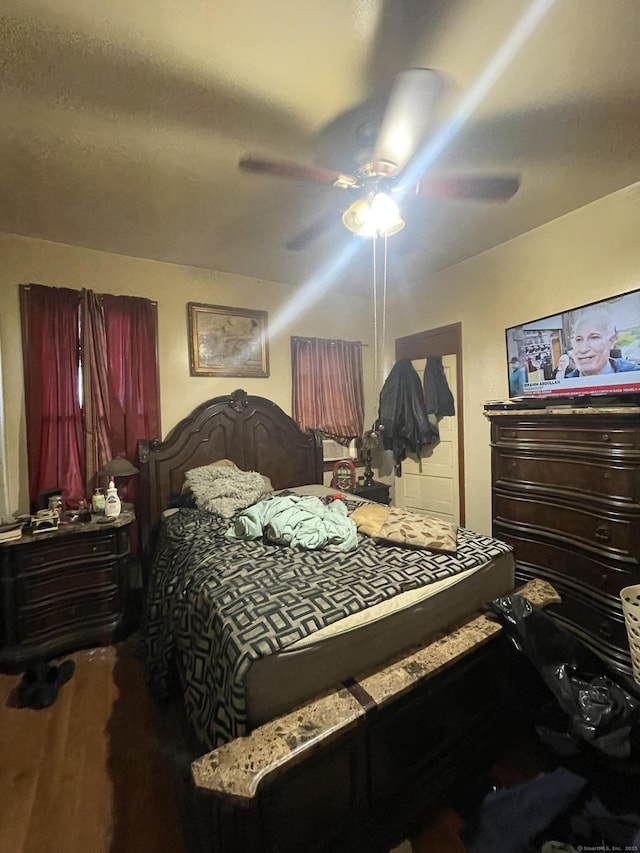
[370,192,405,235]
[343,193,405,238]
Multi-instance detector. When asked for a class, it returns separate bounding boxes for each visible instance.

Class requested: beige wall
[4,183,639,524]
[0,232,374,514]
[387,182,640,536]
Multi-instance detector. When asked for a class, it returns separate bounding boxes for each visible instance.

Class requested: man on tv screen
[509,357,526,395]
[566,308,640,377]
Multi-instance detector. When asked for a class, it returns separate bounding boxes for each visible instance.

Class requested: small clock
[330,459,357,492]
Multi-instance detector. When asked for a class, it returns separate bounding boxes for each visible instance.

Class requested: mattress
[148,485,515,747]
[242,483,515,726]
[245,549,514,726]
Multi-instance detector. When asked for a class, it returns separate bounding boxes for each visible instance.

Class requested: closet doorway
[394,323,465,527]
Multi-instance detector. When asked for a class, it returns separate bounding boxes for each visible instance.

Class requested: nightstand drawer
[17,589,120,640]
[15,534,118,570]
[18,565,118,605]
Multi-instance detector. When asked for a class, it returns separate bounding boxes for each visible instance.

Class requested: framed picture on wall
[188,303,270,378]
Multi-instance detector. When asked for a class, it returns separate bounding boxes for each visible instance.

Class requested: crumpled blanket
[350,502,457,553]
[227,494,358,552]
[185,462,268,518]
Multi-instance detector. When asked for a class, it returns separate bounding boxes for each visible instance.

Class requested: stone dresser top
[191,578,560,804]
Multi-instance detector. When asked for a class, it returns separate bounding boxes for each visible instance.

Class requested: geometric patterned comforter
[142,502,512,749]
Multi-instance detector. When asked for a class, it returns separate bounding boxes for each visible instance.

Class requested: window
[20,284,159,510]
[0,325,9,517]
[291,336,364,442]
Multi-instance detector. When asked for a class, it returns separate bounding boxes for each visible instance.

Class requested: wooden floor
[0,643,187,853]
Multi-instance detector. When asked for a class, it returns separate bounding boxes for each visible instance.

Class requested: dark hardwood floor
[0,642,186,853]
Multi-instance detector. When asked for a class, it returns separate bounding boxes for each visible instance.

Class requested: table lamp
[98,456,139,508]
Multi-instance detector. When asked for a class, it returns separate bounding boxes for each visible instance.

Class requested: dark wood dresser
[486,407,640,675]
[0,513,133,670]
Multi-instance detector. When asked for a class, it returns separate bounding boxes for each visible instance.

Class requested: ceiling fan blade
[418,174,521,201]
[239,155,357,188]
[372,68,443,177]
[285,210,341,251]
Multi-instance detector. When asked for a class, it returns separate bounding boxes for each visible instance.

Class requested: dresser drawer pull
[599,573,608,589]
[597,621,613,640]
[506,430,517,438]
[601,433,610,442]
[92,545,99,553]
[594,526,610,542]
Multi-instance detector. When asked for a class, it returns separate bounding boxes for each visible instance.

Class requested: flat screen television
[505,288,640,403]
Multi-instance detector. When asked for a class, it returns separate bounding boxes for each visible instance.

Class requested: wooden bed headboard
[136,388,323,562]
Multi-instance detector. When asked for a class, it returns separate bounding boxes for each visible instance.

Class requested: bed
[137,389,543,853]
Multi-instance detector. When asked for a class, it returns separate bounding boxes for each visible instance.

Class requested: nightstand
[0,512,134,670]
[353,480,391,505]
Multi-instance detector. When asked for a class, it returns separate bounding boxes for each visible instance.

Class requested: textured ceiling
[1,0,639,297]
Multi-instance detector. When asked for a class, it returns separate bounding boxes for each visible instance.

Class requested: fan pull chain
[372,236,379,387]
[382,234,388,382]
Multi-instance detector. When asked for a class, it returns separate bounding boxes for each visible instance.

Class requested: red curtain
[21,284,85,508]
[291,336,364,440]
[102,293,160,504]
[21,285,159,512]
[82,289,113,487]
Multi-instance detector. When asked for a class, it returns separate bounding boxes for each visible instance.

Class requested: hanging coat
[375,359,438,465]
[423,356,455,417]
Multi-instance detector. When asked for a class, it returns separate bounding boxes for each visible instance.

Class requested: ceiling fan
[239,68,521,249]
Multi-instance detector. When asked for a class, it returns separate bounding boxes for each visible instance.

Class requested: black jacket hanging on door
[375,358,438,465]
[423,356,455,418]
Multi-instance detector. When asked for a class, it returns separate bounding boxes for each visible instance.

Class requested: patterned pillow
[350,504,457,553]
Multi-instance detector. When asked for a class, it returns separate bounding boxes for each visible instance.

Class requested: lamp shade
[99,456,139,477]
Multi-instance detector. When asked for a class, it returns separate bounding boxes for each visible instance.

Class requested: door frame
[395,322,465,527]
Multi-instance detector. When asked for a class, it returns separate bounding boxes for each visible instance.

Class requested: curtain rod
[20,284,157,306]
[291,336,368,347]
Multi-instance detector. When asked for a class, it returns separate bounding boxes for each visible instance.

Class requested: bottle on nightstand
[104,479,121,518]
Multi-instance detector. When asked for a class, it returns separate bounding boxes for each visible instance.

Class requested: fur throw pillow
[185,462,271,518]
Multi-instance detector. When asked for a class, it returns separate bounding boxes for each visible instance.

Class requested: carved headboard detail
[136,389,323,564]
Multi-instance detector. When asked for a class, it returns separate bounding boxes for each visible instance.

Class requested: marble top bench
[192,578,561,803]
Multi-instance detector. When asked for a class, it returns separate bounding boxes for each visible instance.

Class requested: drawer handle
[506,430,517,438]
[599,573,608,589]
[601,433,610,442]
[595,525,610,542]
[92,545,99,553]
[598,621,613,640]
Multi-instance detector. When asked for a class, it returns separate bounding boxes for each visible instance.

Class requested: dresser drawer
[497,531,634,599]
[14,533,119,571]
[494,453,639,505]
[17,590,120,640]
[493,493,640,562]
[541,591,628,663]
[494,422,640,452]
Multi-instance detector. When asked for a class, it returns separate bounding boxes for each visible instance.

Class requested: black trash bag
[487,594,640,760]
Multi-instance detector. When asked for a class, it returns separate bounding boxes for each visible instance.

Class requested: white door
[395,355,460,524]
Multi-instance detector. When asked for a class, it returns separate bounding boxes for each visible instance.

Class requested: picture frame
[188,303,270,378]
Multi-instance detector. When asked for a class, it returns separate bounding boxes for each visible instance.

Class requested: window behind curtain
[0,323,11,517]
[291,336,364,442]
[20,284,159,511]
